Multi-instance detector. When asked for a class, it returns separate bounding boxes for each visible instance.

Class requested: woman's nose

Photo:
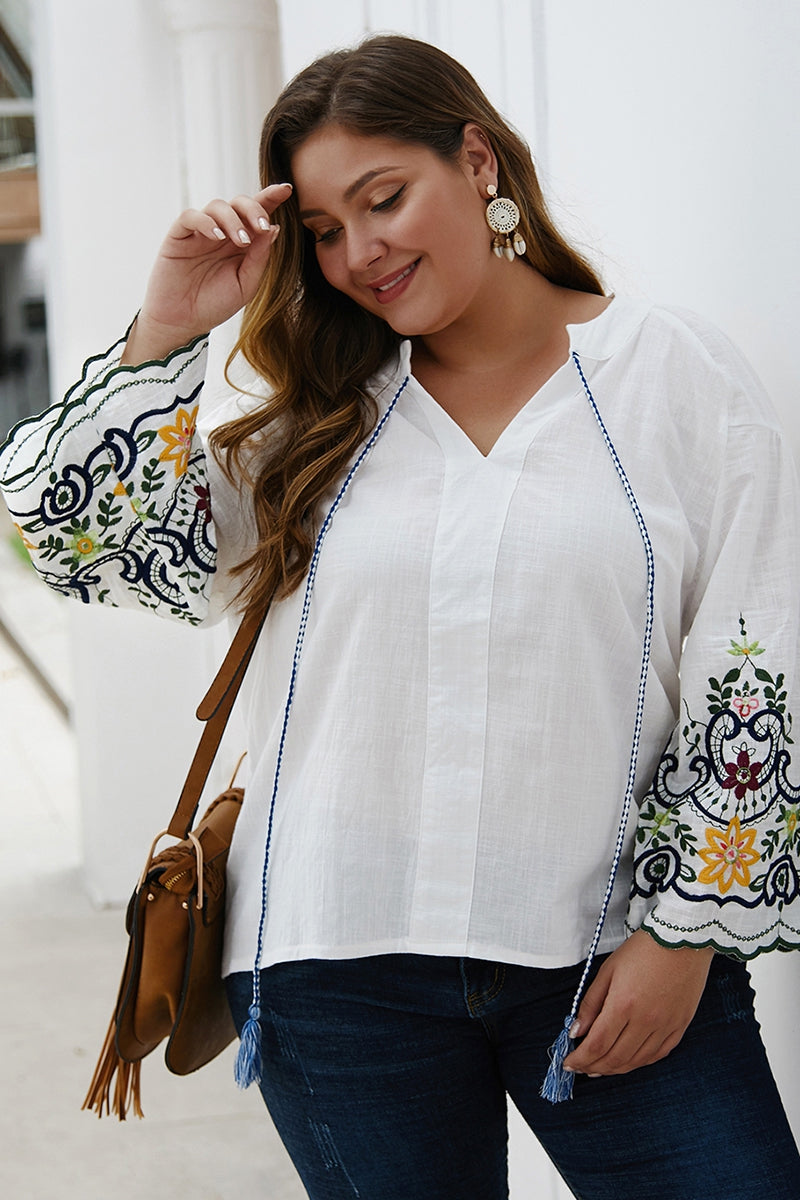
[346,227,384,274]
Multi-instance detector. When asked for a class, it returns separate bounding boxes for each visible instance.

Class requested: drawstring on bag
[235,375,409,1090]
[540,351,655,1102]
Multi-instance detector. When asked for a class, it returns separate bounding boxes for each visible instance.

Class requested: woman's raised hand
[121,183,293,365]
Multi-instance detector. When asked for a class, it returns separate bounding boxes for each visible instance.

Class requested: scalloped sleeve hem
[0,329,216,624]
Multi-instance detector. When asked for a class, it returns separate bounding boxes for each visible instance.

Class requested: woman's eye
[372,185,405,213]
[314,227,341,244]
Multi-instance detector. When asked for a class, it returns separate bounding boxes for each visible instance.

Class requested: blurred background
[0,2,798,1197]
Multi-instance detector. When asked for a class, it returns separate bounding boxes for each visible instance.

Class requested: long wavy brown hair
[211,34,604,615]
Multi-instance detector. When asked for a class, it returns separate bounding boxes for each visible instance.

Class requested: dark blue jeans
[226,952,800,1199]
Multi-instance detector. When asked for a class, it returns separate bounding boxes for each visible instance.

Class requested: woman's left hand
[562,929,715,1077]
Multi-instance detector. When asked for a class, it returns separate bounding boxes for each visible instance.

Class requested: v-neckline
[404,298,621,461]
[406,356,578,464]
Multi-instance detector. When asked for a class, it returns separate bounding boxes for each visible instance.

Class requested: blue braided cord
[240,376,409,1067]
[541,352,656,1101]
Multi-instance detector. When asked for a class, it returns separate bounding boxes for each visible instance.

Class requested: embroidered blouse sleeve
[626,341,800,959]
[0,330,218,624]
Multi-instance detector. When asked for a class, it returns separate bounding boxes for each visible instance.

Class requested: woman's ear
[460,123,498,191]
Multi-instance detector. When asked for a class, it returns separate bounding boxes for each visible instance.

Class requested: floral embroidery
[68,520,102,564]
[631,616,800,943]
[158,405,198,478]
[194,485,212,523]
[3,375,215,623]
[732,680,760,719]
[727,636,765,658]
[697,816,761,894]
[721,746,763,800]
[763,856,800,906]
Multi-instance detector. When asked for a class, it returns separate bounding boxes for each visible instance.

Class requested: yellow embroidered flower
[697,816,760,894]
[158,405,198,477]
[727,637,765,658]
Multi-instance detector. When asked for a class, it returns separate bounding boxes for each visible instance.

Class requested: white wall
[538,0,800,1153]
[540,0,800,450]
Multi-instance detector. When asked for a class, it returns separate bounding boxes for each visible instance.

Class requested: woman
[2,34,800,1199]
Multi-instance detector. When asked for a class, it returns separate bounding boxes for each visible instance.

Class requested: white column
[31,0,283,905]
[162,0,282,206]
[163,0,282,377]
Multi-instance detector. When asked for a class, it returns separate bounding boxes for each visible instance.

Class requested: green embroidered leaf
[96,496,124,532]
[722,667,741,686]
[754,667,774,683]
[140,459,167,497]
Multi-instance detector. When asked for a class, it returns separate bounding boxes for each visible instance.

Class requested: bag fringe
[82,1013,144,1120]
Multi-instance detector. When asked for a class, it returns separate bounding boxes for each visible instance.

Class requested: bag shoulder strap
[166,604,268,839]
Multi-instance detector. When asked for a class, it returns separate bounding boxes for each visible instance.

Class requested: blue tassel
[235,1003,263,1089]
[540,1015,575,1103]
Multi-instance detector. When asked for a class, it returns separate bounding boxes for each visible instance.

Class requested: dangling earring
[485,184,526,261]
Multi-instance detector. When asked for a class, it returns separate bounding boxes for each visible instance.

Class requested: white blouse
[3,297,800,977]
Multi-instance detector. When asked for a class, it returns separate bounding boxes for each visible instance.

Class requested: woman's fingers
[125,184,293,363]
[563,929,714,1077]
[207,184,293,242]
[254,180,294,215]
[166,183,293,248]
[570,1015,676,1077]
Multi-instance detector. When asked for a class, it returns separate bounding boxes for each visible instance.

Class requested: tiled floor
[0,517,305,1200]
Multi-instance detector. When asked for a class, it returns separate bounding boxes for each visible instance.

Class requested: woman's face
[292,125,496,338]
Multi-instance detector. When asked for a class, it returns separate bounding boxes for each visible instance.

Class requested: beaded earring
[485,184,526,260]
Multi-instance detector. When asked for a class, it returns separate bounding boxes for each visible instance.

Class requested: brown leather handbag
[82,606,267,1120]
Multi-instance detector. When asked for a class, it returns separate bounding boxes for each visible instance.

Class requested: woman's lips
[370,259,420,304]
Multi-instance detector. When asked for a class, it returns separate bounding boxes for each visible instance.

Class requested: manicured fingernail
[257,217,270,230]
[563,1066,575,1074]
[238,229,251,245]
[588,1073,602,1079]
[568,1020,581,1038]
[212,226,226,240]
